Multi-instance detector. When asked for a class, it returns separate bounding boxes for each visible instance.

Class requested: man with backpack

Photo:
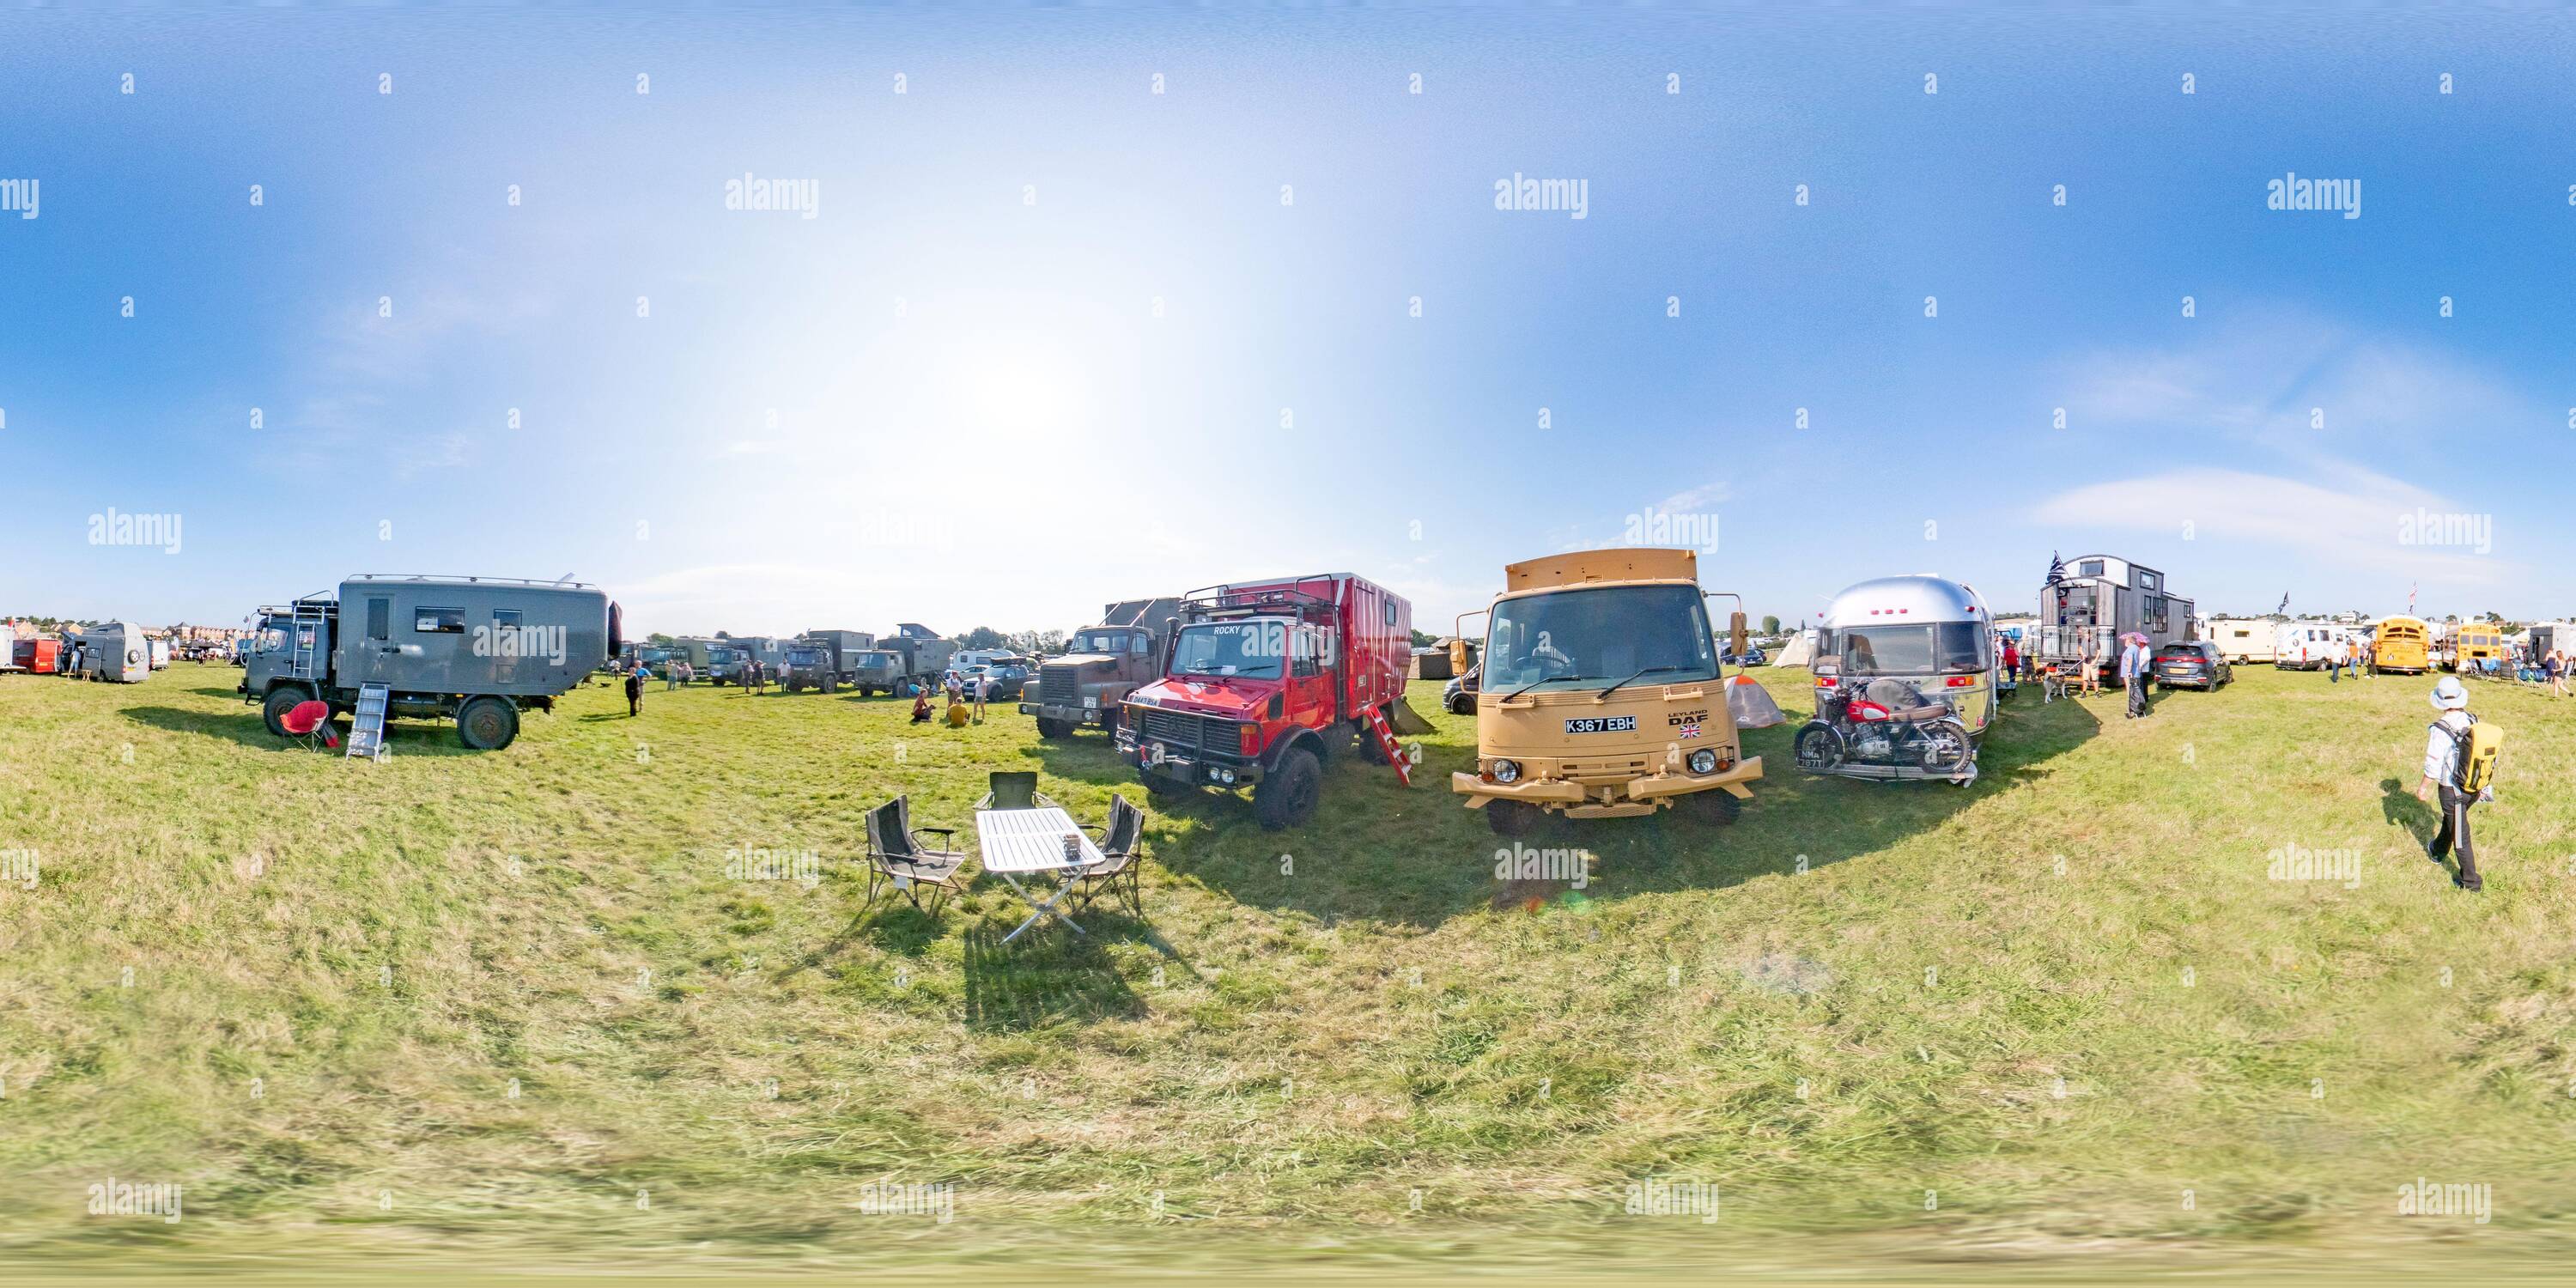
[2416,676,2499,892]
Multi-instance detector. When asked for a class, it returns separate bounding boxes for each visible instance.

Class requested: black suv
[2152,641,2232,690]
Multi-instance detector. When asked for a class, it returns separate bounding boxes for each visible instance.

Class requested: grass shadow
[2379,775,2436,839]
[1103,677,2112,929]
[959,920,1144,1032]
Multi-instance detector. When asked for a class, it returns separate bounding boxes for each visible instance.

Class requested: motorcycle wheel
[1918,720,1971,775]
[1793,721,1844,771]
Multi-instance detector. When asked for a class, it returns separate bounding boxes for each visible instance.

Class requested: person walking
[2119,633,2152,719]
[2000,635,2020,697]
[971,668,991,724]
[2549,650,2566,698]
[2417,677,2486,892]
[626,663,647,717]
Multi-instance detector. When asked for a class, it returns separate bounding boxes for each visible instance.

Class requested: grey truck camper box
[241,574,617,750]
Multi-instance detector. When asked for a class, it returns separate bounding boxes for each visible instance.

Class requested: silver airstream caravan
[1814,575,2001,738]
[238,574,617,750]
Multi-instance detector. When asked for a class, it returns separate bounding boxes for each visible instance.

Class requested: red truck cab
[1119,574,1413,829]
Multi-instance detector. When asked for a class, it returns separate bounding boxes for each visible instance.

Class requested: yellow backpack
[2438,714,2502,793]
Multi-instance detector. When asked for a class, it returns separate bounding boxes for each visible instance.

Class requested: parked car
[1443,660,1481,715]
[978,655,1034,700]
[2152,640,2232,690]
[1720,643,1767,667]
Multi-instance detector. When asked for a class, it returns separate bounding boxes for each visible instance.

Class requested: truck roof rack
[1179,580,1338,623]
[344,573,594,589]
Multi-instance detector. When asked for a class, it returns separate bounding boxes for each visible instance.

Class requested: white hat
[2430,677,2467,710]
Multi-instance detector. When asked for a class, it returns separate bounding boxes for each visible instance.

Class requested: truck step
[1364,705,1413,787]
[345,683,392,761]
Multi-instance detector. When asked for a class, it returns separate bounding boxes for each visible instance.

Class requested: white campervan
[2275,622,2353,671]
[2206,617,2280,665]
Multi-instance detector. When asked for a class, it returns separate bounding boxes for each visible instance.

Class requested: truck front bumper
[1449,756,1762,817]
[1020,701,1110,726]
[1117,730,1262,788]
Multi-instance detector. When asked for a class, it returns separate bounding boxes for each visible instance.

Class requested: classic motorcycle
[1794,666,1978,786]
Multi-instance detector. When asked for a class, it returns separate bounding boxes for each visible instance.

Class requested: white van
[2206,617,2279,665]
[2275,622,2352,671]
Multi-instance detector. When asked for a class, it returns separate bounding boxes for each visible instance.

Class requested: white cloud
[2032,465,2509,587]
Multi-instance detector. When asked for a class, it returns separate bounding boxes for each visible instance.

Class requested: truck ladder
[345,683,392,761]
[1362,705,1413,787]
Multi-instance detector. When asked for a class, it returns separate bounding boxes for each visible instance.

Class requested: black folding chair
[975,770,1054,813]
[1075,794,1149,916]
[863,796,967,916]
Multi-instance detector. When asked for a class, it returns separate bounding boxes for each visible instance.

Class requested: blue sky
[4,8,2573,638]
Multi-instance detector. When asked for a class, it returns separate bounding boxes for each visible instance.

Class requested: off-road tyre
[1037,716,1074,739]
[1676,789,1744,826]
[261,685,309,738]
[1253,747,1322,830]
[1485,799,1543,837]
[456,696,520,750]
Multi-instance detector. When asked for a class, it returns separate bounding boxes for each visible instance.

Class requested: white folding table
[975,806,1104,943]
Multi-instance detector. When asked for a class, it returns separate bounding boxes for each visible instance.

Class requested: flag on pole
[2044,551,2065,586]
[2275,592,2290,616]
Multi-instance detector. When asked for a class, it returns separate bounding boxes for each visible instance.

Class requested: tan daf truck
[1451,547,1760,835]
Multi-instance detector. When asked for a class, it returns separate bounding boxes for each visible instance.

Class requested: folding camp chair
[1073,793,1149,916]
[862,796,968,916]
[974,770,1055,813]
[282,699,339,751]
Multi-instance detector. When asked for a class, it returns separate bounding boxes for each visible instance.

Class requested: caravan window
[1833,623,1987,677]
[415,607,466,635]
[366,598,390,641]
[2078,560,2105,577]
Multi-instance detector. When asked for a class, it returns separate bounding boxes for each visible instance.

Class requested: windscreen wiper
[1595,665,1681,702]
[1506,672,1580,702]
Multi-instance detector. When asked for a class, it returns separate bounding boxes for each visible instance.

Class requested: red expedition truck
[1118,573,1413,829]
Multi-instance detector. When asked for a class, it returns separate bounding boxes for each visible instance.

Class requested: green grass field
[3,660,2573,1280]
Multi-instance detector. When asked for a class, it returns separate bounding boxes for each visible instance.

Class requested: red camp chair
[282,700,338,751]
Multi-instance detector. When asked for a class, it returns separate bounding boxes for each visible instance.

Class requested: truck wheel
[1037,716,1072,739]
[1676,790,1743,826]
[456,696,519,750]
[1485,799,1542,837]
[1253,747,1321,830]
[1358,710,1391,763]
[261,686,308,738]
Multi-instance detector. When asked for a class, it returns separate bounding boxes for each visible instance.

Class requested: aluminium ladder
[345,683,392,760]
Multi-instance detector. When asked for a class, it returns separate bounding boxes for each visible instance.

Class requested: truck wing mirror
[1730,611,1749,658]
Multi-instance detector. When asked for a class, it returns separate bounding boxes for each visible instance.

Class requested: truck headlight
[1688,749,1718,775]
[1491,759,1520,784]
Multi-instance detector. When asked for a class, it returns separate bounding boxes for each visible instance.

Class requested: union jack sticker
[1677,721,1702,739]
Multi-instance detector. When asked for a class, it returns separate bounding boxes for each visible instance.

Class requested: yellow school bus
[2372,617,2431,674]
[2453,623,2506,672]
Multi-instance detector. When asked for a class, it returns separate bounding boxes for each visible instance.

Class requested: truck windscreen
[1484,585,1716,695]
[1170,621,1286,680]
